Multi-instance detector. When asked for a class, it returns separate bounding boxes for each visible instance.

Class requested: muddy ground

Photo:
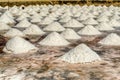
[0,34,120,80]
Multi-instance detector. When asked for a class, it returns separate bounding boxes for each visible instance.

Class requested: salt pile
[31,17,41,23]
[108,19,120,27]
[0,22,11,31]
[39,32,70,46]
[63,19,84,28]
[43,22,65,32]
[98,33,120,46]
[95,22,115,31]
[61,29,81,40]
[83,18,98,25]
[59,43,101,63]
[59,16,71,23]
[97,15,109,22]
[3,28,25,38]
[4,11,14,19]
[15,19,31,28]
[40,17,54,25]
[0,13,15,25]
[23,24,45,35]
[77,14,88,21]
[3,36,38,54]
[78,25,102,36]
[16,13,30,21]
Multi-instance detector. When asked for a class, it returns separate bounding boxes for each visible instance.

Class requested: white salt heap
[23,24,45,35]
[43,22,65,32]
[59,43,101,63]
[39,32,70,46]
[59,16,71,23]
[40,17,54,25]
[16,13,30,21]
[108,19,120,27]
[83,18,98,25]
[0,22,11,31]
[95,22,115,31]
[63,19,84,28]
[31,17,41,23]
[98,33,120,46]
[78,25,102,36]
[61,29,81,40]
[0,13,15,24]
[3,36,38,54]
[77,14,88,21]
[97,15,109,22]
[4,11,14,19]
[3,28,25,38]
[15,19,31,28]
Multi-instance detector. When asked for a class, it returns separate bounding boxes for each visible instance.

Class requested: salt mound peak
[98,33,120,46]
[43,22,65,32]
[97,15,109,22]
[83,18,98,25]
[23,24,45,35]
[0,22,11,31]
[3,28,25,38]
[3,36,38,54]
[40,17,54,25]
[59,43,101,63]
[4,11,14,19]
[77,14,88,21]
[16,13,30,21]
[15,19,31,28]
[95,22,115,31]
[39,32,70,46]
[59,16,71,23]
[61,28,81,40]
[78,25,101,36]
[0,13,15,24]
[63,19,84,28]
[31,17,41,23]
[108,19,120,27]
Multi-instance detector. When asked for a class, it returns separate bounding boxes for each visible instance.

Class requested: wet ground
[0,34,120,80]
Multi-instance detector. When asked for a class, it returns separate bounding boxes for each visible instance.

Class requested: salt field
[0,3,120,80]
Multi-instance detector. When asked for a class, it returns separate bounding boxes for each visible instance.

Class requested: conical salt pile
[16,13,30,21]
[98,33,120,46]
[61,29,81,40]
[59,16,71,23]
[40,17,54,25]
[95,22,115,31]
[0,13,15,24]
[3,36,38,54]
[14,19,31,28]
[78,25,101,36]
[59,43,101,63]
[31,17,41,23]
[4,11,14,19]
[108,19,120,27]
[0,22,11,31]
[3,28,25,38]
[39,32,70,46]
[23,24,45,35]
[83,18,98,25]
[97,15,109,22]
[63,19,84,28]
[43,22,65,32]
[77,14,88,21]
